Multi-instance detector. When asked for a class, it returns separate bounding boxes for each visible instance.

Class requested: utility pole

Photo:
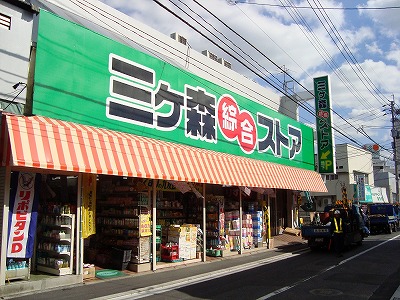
[390,96,399,203]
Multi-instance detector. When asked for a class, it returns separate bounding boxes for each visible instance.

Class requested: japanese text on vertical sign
[7,173,36,257]
[314,75,335,174]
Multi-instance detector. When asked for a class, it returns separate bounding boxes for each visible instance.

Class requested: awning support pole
[202,183,206,262]
[152,180,157,271]
[0,167,11,286]
[239,189,242,255]
[77,173,83,276]
[267,195,271,249]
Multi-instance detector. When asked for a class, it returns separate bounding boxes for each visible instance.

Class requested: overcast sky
[99,0,400,162]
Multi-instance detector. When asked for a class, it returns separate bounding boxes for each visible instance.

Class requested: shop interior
[83,175,270,273]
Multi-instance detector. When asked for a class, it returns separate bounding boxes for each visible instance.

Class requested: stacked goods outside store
[157,191,201,262]
[252,211,264,247]
[185,194,204,258]
[163,224,197,261]
[129,212,152,268]
[242,214,253,249]
[245,201,263,249]
[225,210,241,252]
[224,194,240,252]
[156,191,185,253]
[82,179,270,271]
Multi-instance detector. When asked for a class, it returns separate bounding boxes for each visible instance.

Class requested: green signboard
[33,10,316,170]
[314,75,336,174]
[354,184,387,203]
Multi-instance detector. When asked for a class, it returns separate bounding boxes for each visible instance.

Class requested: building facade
[0,0,327,296]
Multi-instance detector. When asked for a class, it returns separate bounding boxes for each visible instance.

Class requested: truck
[301,203,367,251]
[368,203,398,234]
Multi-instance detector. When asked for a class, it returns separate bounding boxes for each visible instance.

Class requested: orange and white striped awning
[0,114,327,192]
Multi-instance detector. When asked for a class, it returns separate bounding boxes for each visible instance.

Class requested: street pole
[390,97,399,203]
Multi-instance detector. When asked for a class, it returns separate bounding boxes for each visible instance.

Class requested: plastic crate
[161,244,179,262]
[206,249,222,257]
[110,260,129,270]
[112,248,132,262]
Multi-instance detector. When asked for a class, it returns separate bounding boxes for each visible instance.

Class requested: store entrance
[84,176,203,273]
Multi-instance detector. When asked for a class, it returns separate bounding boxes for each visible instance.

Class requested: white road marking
[91,250,307,300]
[257,234,400,299]
[92,235,400,300]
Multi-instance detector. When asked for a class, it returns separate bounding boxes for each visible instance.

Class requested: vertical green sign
[314,75,336,174]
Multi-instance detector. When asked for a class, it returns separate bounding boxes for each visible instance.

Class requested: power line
[238,2,400,10]
[200,0,388,149]
[309,0,389,106]
[71,0,395,156]
[276,0,392,152]
[57,0,318,166]
[167,0,397,153]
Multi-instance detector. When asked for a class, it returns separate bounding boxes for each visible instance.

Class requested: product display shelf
[96,184,152,270]
[130,236,151,264]
[242,213,253,249]
[96,191,149,239]
[96,213,140,239]
[155,225,162,262]
[36,214,75,276]
[156,195,185,225]
[205,196,224,256]
[97,200,151,270]
[186,195,203,225]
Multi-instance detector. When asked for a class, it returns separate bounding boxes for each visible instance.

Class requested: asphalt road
[6,233,400,300]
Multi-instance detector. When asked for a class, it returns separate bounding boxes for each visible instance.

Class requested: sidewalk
[3,232,307,299]
[273,229,304,246]
[84,231,307,282]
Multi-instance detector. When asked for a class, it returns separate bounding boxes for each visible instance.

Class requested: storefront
[0,9,327,294]
[0,113,326,283]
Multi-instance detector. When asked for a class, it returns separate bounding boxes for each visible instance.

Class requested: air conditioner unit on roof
[217,57,232,69]
[202,50,218,62]
[170,32,187,45]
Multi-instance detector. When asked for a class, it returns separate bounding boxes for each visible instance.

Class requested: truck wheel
[387,225,392,234]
